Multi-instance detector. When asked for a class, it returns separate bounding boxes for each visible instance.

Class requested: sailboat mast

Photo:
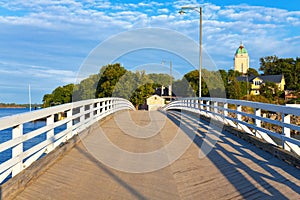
[29,84,32,111]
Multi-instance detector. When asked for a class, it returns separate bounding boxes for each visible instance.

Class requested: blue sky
[0,0,299,104]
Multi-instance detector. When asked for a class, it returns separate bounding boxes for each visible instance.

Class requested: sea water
[0,107,30,118]
[0,108,65,184]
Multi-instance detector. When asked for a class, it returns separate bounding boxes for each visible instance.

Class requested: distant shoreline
[0,103,42,109]
[0,106,27,108]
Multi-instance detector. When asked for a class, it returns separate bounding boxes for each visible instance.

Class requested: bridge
[0,97,299,199]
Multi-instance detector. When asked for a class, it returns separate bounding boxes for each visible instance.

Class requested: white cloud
[0,62,76,84]
[221,4,300,25]
[284,35,300,43]
[172,0,200,9]
[138,1,163,7]
[157,8,169,13]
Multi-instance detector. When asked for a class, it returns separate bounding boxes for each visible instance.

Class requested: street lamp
[161,60,172,101]
[179,6,202,98]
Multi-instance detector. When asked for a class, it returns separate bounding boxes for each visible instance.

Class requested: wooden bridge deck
[14,111,300,199]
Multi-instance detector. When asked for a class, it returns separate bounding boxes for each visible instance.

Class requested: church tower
[234,42,249,74]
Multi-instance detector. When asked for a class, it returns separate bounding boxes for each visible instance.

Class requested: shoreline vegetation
[0,103,42,109]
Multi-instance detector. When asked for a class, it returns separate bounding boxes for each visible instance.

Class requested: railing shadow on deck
[73,145,147,200]
[165,110,300,199]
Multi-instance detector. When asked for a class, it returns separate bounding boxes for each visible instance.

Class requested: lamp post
[162,60,172,101]
[179,6,202,98]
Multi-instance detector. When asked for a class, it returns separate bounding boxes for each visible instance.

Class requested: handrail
[0,98,135,184]
[163,97,300,156]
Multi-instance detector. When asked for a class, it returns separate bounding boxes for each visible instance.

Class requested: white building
[234,42,249,74]
[146,95,165,111]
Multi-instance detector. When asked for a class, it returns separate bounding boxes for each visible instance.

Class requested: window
[254,80,261,86]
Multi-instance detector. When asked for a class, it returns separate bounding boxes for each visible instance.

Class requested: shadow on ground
[166,110,300,199]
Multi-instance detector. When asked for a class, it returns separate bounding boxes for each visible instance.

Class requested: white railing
[0,98,135,184]
[163,97,300,156]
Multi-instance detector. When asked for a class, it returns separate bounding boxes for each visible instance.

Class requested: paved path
[15,111,300,199]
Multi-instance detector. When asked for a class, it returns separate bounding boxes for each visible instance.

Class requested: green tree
[172,79,195,97]
[184,70,199,96]
[130,83,154,109]
[42,84,74,107]
[228,69,242,79]
[42,94,53,108]
[62,84,74,103]
[259,81,284,103]
[202,70,225,97]
[52,87,64,104]
[113,70,153,100]
[73,74,100,101]
[259,56,280,75]
[218,69,228,86]
[259,56,299,90]
[247,68,259,76]
[96,63,127,98]
[148,73,173,86]
[227,78,242,99]
[183,69,226,98]
[295,57,300,91]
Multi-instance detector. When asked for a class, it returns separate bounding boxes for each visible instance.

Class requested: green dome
[235,44,248,55]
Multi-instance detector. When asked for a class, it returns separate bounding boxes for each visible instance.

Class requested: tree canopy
[42,84,74,107]
[259,56,300,90]
[43,63,172,108]
[96,63,127,98]
[42,55,300,108]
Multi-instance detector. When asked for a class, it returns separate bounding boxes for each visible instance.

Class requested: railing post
[95,102,100,117]
[255,108,262,139]
[67,110,72,129]
[213,101,218,114]
[107,100,110,111]
[102,100,107,114]
[80,106,84,125]
[111,99,115,111]
[112,99,115,111]
[87,103,94,126]
[99,101,103,115]
[237,105,242,129]
[66,109,73,140]
[200,99,203,111]
[107,100,111,111]
[110,100,114,113]
[46,114,55,153]
[237,105,242,120]
[206,101,210,112]
[12,124,23,176]
[282,113,291,151]
[224,102,228,117]
[222,102,228,124]
[89,104,92,118]
[91,103,95,118]
[213,101,219,121]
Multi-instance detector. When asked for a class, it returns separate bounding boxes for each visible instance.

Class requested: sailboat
[29,84,32,112]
